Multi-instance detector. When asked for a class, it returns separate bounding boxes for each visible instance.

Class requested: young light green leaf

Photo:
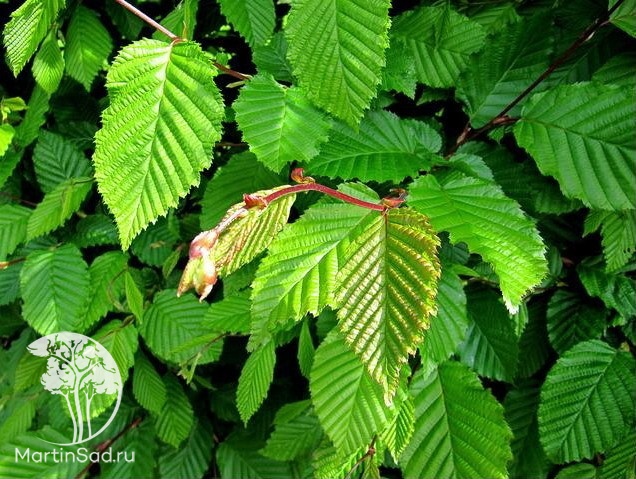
[538,340,636,462]
[546,290,607,354]
[400,361,513,479]
[20,244,90,335]
[237,340,276,424]
[334,208,441,402]
[234,74,330,172]
[155,374,194,448]
[218,0,275,46]
[32,30,64,94]
[409,171,547,312]
[64,6,113,90]
[391,4,486,88]
[214,188,296,277]
[0,125,14,158]
[310,333,392,455]
[250,187,378,347]
[584,210,636,272]
[307,111,441,182]
[459,287,519,381]
[456,15,553,128]
[286,0,391,126]
[124,272,144,321]
[2,0,65,76]
[0,204,30,260]
[380,389,415,462]
[26,177,93,241]
[514,82,636,210]
[33,131,93,193]
[153,0,198,41]
[132,351,167,415]
[93,39,224,248]
[13,86,49,149]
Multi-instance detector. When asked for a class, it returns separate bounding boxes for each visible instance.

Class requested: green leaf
[83,251,128,331]
[93,39,224,248]
[335,207,440,401]
[286,0,391,126]
[0,262,22,306]
[459,287,519,381]
[130,214,180,267]
[592,52,636,88]
[214,188,296,277]
[584,210,636,272]
[250,186,377,346]
[538,339,636,462]
[13,86,50,148]
[504,384,551,479]
[310,333,392,455]
[101,420,157,479]
[72,214,119,248]
[400,361,513,479]
[218,0,275,46]
[234,74,330,172]
[0,392,36,442]
[20,243,90,335]
[0,124,14,158]
[26,177,93,241]
[158,420,213,479]
[420,265,468,366]
[125,272,145,321]
[578,258,636,320]
[610,0,636,37]
[380,388,414,462]
[0,204,30,260]
[202,295,251,334]
[33,131,93,193]
[475,143,582,215]
[132,351,167,414]
[261,401,323,461]
[32,30,64,94]
[154,0,198,41]
[409,171,547,312]
[92,319,138,383]
[311,438,361,479]
[252,32,293,82]
[546,290,607,354]
[237,340,276,424]
[516,300,552,379]
[201,153,283,229]
[2,0,65,76]
[297,320,315,378]
[514,82,636,210]
[140,290,221,364]
[217,430,294,479]
[307,111,441,182]
[598,430,636,479]
[155,374,194,448]
[456,15,553,128]
[391,4,486,88]
[64,6,113,90]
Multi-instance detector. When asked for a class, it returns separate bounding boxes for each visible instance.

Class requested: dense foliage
[0,0,635,478]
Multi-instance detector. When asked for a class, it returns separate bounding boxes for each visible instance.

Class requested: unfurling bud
[381,188,408,209]
[243,193,268,209]
[178,229,221,301]
[291,168,315,184]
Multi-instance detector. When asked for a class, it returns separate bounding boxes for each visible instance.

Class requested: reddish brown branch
[446,0,626,156]
[263,183,386,212]
[344,436,377,479]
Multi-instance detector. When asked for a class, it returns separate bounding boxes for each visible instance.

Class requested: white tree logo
[27,332,123,446]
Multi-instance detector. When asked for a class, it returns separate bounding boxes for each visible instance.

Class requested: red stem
[114,0,178,41]
[263,184,385,212]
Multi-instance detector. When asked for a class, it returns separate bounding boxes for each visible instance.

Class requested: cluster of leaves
[1,0,635,478]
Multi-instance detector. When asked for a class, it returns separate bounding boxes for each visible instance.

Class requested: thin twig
[114,0,179,41]
[213,61,252,81]
[74,417,143,479]
[264,184,386,212]
[0,257,26,269]
[446,0,626,156]
[0,191,38,206]
[344,436,377,479]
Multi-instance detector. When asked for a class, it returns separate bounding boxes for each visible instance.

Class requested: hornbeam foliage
[1,1,635,478]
